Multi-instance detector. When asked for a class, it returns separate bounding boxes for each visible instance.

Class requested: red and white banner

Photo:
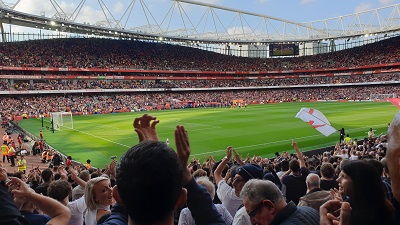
[295,108,337,136]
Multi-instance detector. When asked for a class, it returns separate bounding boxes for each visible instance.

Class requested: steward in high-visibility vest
[46,150,53,162]
[8,145,16,167]
[41,150,48,163]
[1,141,9,163]
[17,155,27,174]
[86,159,92,170]
[344,135,352,145]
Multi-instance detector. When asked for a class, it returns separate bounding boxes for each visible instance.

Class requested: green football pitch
[18,102,398,168]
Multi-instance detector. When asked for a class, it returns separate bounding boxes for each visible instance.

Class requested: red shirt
[66,159,73,167]
[17,135,23,144]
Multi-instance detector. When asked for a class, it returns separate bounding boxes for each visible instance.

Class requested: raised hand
[109,160,117,178]
[233,148,240,160]
[58,165,66,173]
[133,114,160,142]
[69,167,78,180]
[320,200,351,225]
[0,166,8,182]
[291,140,299,150]
[175,125,191,185]
[7,177,32,198]
[330,188,343,202]
[233,148,245,165]
[226,146,233,160]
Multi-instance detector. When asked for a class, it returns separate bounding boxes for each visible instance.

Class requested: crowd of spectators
[1,113,399,225]
[0,72,396,91]
[0,36,398,120]
[0,36,399,71]
[1,32,400,225]
[0,85,398,117]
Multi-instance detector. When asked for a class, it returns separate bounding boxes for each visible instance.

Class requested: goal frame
[50,112,73,131]
[369,93,396,101]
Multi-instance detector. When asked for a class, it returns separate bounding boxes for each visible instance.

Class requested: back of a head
[117,140,183,225]
[366,159,383,177]
[280,160,289,171]
[306,173,320,189]
[41,168,53,182]
[192,169,207,179]
[289,159,300,172]
[79,170,90,182]
[240,179,284,204]
[320,163,335,179]
[48,179,71,202]
[196,176,215,200]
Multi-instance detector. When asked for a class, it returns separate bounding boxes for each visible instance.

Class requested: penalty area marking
[78,121,121,130]
[67,128,131,148]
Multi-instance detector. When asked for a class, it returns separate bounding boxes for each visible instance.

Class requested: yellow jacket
[18,159,26,171]
[1,144,9,155]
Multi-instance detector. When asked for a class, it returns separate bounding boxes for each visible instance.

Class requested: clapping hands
[133,114,160,142]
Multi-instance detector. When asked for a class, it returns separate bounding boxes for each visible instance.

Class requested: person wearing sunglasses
[240,179,319,225]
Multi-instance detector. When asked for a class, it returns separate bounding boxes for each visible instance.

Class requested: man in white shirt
[214,146,263,225]
[48,169,88,225]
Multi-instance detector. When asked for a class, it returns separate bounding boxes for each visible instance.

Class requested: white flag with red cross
[295,108,337,136]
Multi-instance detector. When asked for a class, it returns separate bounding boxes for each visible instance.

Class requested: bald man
[387,111,400,223]
[298,173,331,211]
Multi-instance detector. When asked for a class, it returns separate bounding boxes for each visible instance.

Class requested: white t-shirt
[178,204,233,225]
[232,206,251,225]
[85,204,110,225]
[217,180,243,217]
[68,196,87,225]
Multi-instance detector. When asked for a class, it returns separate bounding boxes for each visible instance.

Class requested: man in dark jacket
[52,153,62,166]
[241,179,319,225]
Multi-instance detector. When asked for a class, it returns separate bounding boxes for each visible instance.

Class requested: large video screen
[270,44,299,56]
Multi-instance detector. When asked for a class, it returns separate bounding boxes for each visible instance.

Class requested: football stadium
[0,1,400,225]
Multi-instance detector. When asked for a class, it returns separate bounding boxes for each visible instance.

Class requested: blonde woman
[84,176,113,225]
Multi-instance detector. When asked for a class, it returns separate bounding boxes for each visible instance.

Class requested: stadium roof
[0,0,400,44]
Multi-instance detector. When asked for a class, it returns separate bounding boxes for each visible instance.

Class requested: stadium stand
[1,36,400,225]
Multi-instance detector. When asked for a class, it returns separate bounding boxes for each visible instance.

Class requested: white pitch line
[68,128,131,148]
[191,134,321,157]
[150,127,218,139]
[179,121,221,129]
[78,121,120,130]
[191,123,388,157]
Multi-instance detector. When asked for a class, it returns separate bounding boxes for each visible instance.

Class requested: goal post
[369,93,396,101]
[50,112,73,131]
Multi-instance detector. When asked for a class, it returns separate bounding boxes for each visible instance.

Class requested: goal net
[369,93,397,101]
[50,112,73,131]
